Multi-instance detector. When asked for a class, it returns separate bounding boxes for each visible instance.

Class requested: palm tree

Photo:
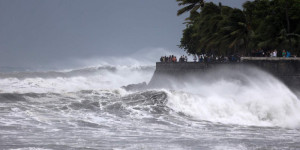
[177,0,300,56]
[222,9,249,52]
[176,0,205,16]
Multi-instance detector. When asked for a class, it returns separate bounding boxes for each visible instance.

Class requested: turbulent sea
[1,64,300,150]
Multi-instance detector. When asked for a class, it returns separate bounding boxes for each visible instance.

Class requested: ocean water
[0,64,300,150]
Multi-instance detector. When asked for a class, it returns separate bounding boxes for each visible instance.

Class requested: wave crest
[163,67,300,128]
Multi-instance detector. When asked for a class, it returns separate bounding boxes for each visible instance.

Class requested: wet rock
[121,82,147,91]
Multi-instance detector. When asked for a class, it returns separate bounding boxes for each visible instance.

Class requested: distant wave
[0,65,155,79]
[0,65,155,93]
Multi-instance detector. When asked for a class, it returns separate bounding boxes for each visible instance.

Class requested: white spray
[165,66,300,128]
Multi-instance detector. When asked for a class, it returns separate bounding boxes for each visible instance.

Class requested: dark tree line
[177,0,300,56]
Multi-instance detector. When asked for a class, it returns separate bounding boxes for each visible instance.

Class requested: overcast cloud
[0,0,249,70]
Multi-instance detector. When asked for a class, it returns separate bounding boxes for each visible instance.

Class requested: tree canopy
[177,0,300,56]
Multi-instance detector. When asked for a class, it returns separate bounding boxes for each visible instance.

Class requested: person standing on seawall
[272,49,277,57]
[286,51,291,57]
[282,50,286,57]
[193,55,197,62]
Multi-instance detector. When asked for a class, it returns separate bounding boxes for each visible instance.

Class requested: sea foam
[165,67,300,128]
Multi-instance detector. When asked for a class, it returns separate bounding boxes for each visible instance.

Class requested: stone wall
[241,57,300,89]
[149,57,300,89]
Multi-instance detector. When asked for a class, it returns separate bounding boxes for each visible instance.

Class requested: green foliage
[177,0,300,56]
[177,0,205,16]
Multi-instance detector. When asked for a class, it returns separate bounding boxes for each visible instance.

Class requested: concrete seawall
[148,57,300,89]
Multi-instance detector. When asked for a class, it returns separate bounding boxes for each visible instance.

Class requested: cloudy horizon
[0,0,249,70]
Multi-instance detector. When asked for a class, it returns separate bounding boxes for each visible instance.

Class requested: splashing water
[0,59,300,149]
[162,67,300,128]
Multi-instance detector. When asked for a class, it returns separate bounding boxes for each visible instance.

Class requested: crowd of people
[160,55,188,62]
[160,49,295,63]
[251,49,293,57]
[160,54,240,63]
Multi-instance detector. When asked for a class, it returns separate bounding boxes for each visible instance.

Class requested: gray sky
[0,0,249,69]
